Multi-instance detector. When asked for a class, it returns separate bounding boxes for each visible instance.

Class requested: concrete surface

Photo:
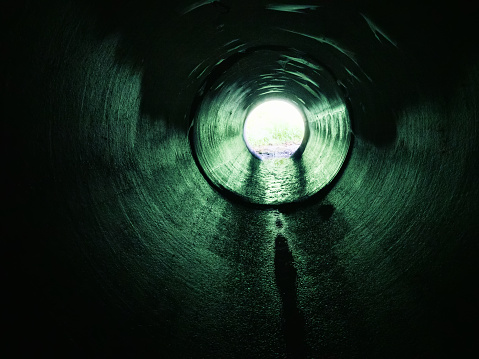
[4,0,479,357]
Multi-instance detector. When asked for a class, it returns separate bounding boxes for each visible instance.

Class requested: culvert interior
[4,1,479,358]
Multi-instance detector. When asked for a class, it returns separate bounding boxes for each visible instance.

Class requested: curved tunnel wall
[191,47,351,205]
[4,0,479,357]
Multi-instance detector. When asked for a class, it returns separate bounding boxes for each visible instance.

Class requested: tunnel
[4,0,479,357]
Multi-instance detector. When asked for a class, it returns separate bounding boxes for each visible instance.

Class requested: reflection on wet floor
[274,233,307,358]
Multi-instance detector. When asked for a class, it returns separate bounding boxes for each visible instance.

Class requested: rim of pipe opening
[243,96,310,160]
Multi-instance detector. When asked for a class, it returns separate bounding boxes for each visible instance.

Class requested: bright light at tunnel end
[243,99,305,160]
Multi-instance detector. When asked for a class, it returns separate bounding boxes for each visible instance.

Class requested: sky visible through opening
[243,99,305,159]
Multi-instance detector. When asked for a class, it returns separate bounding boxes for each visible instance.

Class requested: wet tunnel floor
[274,232,307,358]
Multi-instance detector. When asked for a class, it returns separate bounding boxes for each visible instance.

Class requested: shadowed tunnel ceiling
[4,0,479,357]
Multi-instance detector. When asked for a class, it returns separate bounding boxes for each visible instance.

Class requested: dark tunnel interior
[3,0,479,357]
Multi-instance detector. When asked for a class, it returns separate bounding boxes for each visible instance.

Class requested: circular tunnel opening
[243,99,305,160]
[191,47,352,205]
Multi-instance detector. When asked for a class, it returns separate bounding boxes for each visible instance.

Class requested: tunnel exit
[243,99,305,159]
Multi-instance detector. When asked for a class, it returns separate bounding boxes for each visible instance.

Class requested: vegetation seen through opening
[243,99,305,159]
